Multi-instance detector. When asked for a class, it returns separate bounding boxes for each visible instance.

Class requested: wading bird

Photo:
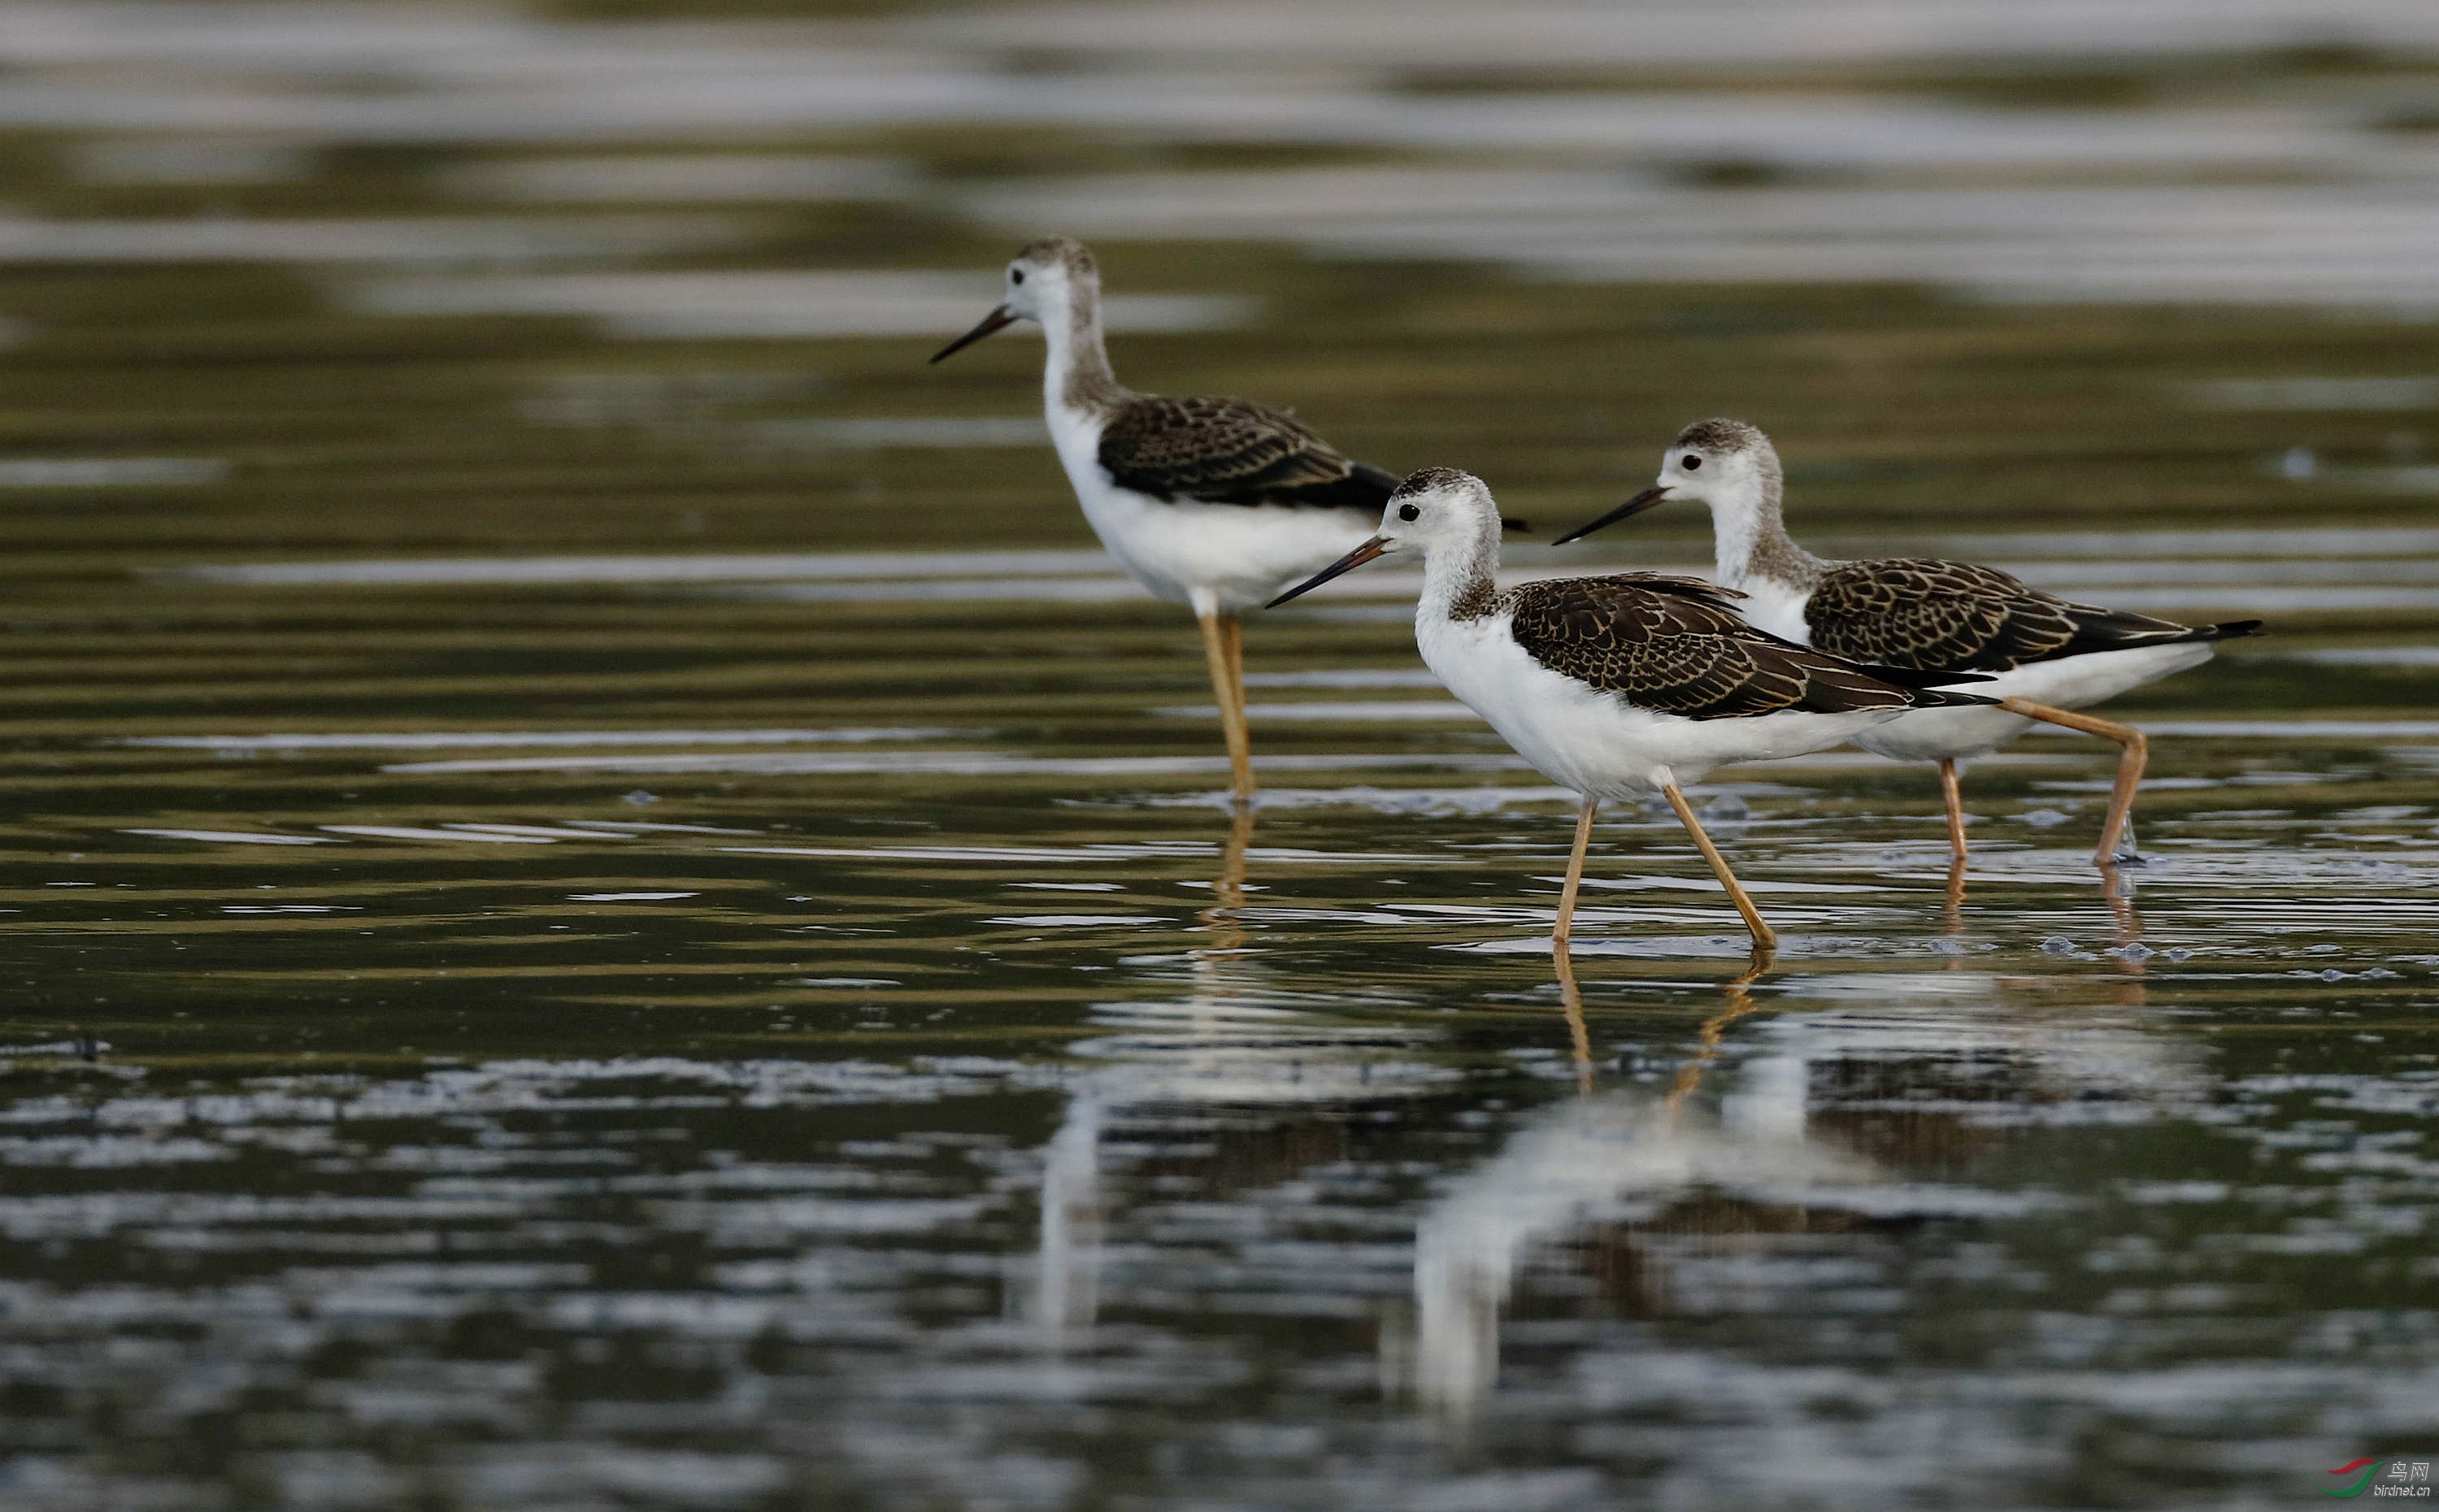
[1553,420,2262,866]
[1269,467,1990,967]
[933,237,1417,804]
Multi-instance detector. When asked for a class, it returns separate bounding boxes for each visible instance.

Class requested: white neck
[1704,453,1819,592]
[1417,517,1504,626]
[1039,285,1120,419]
[1710,490,1763,589]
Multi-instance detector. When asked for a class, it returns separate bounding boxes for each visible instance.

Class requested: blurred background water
[1,1,2437,1507]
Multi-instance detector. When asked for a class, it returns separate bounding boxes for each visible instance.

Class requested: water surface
[2,2,2437,1507]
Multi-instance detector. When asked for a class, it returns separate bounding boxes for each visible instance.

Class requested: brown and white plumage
[930,237,1396,612]
[1803,557,2259,672]
[1550,418,2265,863]
[1267,467,1992,959]
[1502,571,1974,719]
[929,236,1409,802]
[1094,394,1398,514]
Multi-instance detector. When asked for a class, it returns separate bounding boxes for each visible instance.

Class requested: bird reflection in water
[1550,950,1765,1102]
[1029,806,1251,1338]
[1031,806,1435,1340]
[1941,851,2146,989]
[1401,965,1828,1418]
[2100,860,2148,982]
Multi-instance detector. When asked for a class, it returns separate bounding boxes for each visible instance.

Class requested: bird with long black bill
[933,236,1460,805]
[1550,419,2263,867]
[1268,467,1993,968]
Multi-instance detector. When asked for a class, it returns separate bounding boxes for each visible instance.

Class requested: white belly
[1850,641,2217,763]
[1048,406,1373,614]
[1419,610,1909,797]
[1729,576,1812,643]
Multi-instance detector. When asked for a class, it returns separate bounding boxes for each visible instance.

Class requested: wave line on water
[123,728,956,750]
[380,751,1536,776]
[120,828,341,846]
[157,549,1116,587]
[720,842,1460,866]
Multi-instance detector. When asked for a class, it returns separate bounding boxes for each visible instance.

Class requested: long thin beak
[1550,484,1672,545]
[929,305,1017,364]
[1267,536,1388,609]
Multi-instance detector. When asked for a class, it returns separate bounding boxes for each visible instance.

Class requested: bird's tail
[1857,663,1999,709]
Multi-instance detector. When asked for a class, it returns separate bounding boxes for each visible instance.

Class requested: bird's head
[930,237,1101,363]
[1267,467,1499,607]
[1551,417,1780,543]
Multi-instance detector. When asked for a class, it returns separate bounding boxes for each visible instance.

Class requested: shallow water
[2,2,2438,1509]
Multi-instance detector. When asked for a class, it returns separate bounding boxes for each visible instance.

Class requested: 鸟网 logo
[2329,1458,2435,1498]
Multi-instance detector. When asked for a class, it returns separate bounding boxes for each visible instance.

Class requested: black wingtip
[1501,515,1531,534]
[1855,663,1993,690]
[1845,662,1998,708]
[2206,619,2267,640]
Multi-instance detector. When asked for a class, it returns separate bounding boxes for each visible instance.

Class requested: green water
[2,7,2437,1508]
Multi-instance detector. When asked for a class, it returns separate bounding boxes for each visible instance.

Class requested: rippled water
[2,2,2437,1509]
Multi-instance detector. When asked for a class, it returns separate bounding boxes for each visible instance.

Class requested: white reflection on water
[2182,377,2439,411]
[125,728,951,750]
[2286,647,2439,665]
[0,458,225,486]
[11,0,2439,314]
[320,823,558,844]
[443,154,919,204]
[931,0,2439,69]
[1406,977,2197,1415]
[1022,813,1459,1336]
[1241,669,1446,689]
[1169,700,1482,723]
[1406,1088,1874,1413]
[350,272,1251,341]
[0,212,733,265]
[976,173,2439,311]
[120,828,340,845]
[737,416,1046,450]
[385,751,1537,776]
[166,548,1115,585]
[159,534,2439,606]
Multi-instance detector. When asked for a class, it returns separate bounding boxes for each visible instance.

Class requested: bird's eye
[1397,503,1420,522]
[1011,269,1026,285]
[1681,454,1702,470]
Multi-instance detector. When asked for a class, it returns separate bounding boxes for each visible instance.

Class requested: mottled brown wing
[1506,575,1922,719]
[1804,558,2078,671]
[1806,558,2234,671]
[1097,395,1389,511]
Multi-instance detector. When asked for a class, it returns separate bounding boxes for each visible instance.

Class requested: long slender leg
[1551,948,1594,1097]
[1220,612,1254,798]
[1938,758,1969,861]
[1195,610,1254,804]
[2000,697,2148,866]
[1552,798,1598,951]
[1196,802,1254,949]
[1661,980,1765,1123]
[1219,611,1246,719]
[1661,784,1779,957]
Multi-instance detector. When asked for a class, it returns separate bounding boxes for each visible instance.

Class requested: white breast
[1724,574,1813,644]
[1417,608,1908,798]
[1044,402,1372,614]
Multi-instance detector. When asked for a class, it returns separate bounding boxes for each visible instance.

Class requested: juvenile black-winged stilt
[1268,467,1990,967]
[1551,419,2263,867]
[933,237,1411,805]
